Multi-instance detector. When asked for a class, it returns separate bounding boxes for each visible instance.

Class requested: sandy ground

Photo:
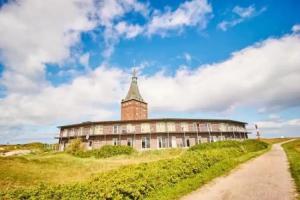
[181,142,297,200]
[1,150,31,157]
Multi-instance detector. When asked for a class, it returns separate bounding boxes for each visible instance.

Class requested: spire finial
[132,68,137,78]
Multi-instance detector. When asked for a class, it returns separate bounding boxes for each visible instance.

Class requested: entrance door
[171,136,177,148]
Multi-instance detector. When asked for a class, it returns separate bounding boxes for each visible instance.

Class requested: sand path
[181,142,297,200]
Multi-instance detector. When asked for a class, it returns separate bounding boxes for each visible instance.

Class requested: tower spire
[123,69,144,102]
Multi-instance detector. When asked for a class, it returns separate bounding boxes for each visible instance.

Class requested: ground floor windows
[142,136,150,149]
[171,136,177,148]
[158,136,168,148]
[127,137,133,147]
[197,136,202,144]
[112,137,121,146]
[185,136,190,147]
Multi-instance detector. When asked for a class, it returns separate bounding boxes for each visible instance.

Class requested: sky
[0,0,300,144]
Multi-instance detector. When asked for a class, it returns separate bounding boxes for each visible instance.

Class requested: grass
[146,140,270,200]
[0,140,269,199]
[0,148,184,192]
[282,139,300,198]
[260,138,291,144]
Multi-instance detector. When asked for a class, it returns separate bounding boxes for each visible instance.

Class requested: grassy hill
[0,140,269,200]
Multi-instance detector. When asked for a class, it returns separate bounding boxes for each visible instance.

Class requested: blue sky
[0,0,300,144]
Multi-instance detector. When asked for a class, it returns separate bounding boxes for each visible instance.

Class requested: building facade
[57,72,248,151]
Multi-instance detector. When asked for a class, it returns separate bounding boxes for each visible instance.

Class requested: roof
[122,69,145,103]
[58,118,247,128]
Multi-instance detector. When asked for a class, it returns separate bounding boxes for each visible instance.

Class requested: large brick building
[57,71,248,151]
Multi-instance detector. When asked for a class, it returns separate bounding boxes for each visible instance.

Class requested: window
[127,137,133,146]
[112,137,120,146]
[158,136,168,148]
[142,136,150,149]
[180,123,189,132]
[113,125,119,134]
[186,138,190,147]
[197,136,202,144]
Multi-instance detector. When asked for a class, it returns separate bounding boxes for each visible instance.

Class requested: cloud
[183,53,192,63]
[217,5,266,31]
[100,0,212,58]
[140,33,300,113]
[115,21,144,39]
[292,24,300,33]
[0,0,97,93]
[97,0,149,58]
[1,32,300,143]
[255,117,300,137]
[79,53,91,71]
[232,5,255,18]
[146,0,212,36]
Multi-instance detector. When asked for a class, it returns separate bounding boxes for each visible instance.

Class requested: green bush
[70,145,136,159]
[90,145,135,158]
[66,138,84,155]
[2,140,268,200]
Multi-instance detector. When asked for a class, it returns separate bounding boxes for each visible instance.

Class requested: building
[57,71,248,151]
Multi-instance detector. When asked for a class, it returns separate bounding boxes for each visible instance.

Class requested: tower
[121,70,148,120]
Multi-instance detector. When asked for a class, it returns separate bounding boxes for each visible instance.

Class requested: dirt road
[181,142,297,200]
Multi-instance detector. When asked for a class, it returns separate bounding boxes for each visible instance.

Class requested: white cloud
[79,53,90,70]
[140,33,300,112]
[255,117,300,137]
[97,0,149,58]
[184,53,192,63]
[146,0,212,36]
[0,66,126,132]
[0,0,97,93]
[232,5,255,18]
[1,32,300,143]
[292,24,300,33]
[218,5,266,31]
[115,21,144,39]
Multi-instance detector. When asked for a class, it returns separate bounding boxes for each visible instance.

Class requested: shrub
[66,138,84,155]
[2,140,269,200]
[90,145,135,158]
[69,144,136,159]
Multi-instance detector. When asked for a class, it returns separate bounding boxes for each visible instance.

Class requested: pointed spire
[123,69,145,102]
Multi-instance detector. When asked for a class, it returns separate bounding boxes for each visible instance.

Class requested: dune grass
[0,148,184,192]
[1,140,269,200]
[260,138,291,144]
[282,139,300,197]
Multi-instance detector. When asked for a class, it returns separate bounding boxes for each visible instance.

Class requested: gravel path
[181,142,297,200]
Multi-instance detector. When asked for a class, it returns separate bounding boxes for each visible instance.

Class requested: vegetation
[66,139,136,158]
[0,147,183,192]
[282,139,300,196]
[0,142,54,154]
[0,140,269,200]
[260,138,291,144]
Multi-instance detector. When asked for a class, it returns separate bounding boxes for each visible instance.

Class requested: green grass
[260,138,291,144]
[0,142,53,154]
[282,139,300,198]
[0,140,269,200]
[0,148,184,192]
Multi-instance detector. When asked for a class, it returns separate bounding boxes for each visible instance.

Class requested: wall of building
[58,120,248,151]
[121,100,148,120]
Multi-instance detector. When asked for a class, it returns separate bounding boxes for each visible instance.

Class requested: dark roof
[58,118,247,128]
[122,70,145,103]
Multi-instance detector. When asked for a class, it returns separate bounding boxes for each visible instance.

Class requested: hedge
[66,138,136,158]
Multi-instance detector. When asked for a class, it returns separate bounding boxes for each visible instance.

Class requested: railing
[59,128,247,138]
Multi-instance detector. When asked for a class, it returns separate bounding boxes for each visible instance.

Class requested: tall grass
[282,139,300,196]
[1,140,269,200]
